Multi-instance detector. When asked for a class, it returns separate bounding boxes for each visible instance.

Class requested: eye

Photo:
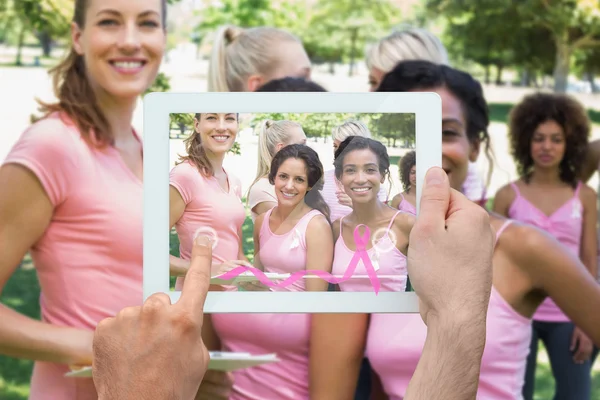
[141,20,160,27]
[98,19,118,26]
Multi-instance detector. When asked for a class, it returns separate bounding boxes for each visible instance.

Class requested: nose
[285,180,295,190]
[118,22,142,53]
[355,170,367,183]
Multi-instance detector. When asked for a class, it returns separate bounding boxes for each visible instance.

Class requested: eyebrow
[343,163,378,167]
[442,118,464,127]
[96,9,161,18]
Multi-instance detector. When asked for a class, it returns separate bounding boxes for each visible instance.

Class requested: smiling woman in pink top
[494,93,596,400]
[308,61,600,400]
[204,144,334,399]
[169,113,250,289]
[390,150,417,215]
[0,0,166,398]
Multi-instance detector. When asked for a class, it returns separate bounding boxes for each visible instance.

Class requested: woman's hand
[211,260,252,277]
[194,370,234,400]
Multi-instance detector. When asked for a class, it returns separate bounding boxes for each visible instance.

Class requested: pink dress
[396,193,416,215]
[331,211,408,292]
[507,182,582,322]
[366,220,532,399]
[169,160,246,291]
[3,112,144,400]
[211,208,325,399]
[321,169,388,222]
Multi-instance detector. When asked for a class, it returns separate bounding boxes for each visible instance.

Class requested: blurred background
[0,0,599,398]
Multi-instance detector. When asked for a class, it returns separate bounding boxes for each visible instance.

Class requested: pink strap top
[258,207,323,292]
[507,182,583,323]
[366,219,533,400]
[397,194,416,215]
[331,211,407,292]
[210,208,322,399]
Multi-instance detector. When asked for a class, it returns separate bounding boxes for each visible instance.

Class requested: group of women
[0,0,600,399]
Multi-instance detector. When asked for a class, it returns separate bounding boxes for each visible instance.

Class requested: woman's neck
[528,167,562,186]
[274,200,308,221]
[351,198,387,224]
[205,149,226,176]
[96,91,138,147]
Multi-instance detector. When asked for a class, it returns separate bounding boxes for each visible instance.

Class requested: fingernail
[195,235,211,247]
[425,168,445,187]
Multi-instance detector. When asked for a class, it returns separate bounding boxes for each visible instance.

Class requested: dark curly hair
[255,77,327,92]
[508,92,590,187]
[333,136,391,188]
[399,150,416,191]
[376,60,494,187]
[269,144,331,223]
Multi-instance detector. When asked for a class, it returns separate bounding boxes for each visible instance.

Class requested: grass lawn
[2,201,599,398]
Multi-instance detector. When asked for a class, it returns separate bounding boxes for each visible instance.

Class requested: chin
[104,83,151,99]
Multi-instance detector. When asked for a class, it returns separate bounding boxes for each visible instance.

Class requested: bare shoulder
[494,182,517,202]
[307,212,333,235]
[392,210,416,235]
[579,183,597,204]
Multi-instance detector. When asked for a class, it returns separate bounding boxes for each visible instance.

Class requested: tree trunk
[484,65,490,84]
[15,23,26,66]
[348,27,358,77]
[38,30,52,57]
[495,63,503,85]
[585,71,598,93]
[329,62,335,74]
[552,41,571,93]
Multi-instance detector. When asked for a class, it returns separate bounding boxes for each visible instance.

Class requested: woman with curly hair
[493,92,597,400]
[390,150,416,214]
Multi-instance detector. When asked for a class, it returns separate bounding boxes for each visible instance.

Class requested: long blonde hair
[366,26,449,74]
[248,119,303,193]
[207,25,301,92]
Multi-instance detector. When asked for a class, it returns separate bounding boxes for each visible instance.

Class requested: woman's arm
[169,186,189,276]
[309,313,369,400]
[508,224,600,345]
[0,164,94,365]
[579,185,598,278]
[390,193,402,209]
[305,215,334,292]
[252,201,277,218]
[491,184,515,217]
[581,139,600,183]
[252,213,265,272]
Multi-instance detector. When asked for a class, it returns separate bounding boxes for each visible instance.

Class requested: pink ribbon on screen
[215,225,382,294]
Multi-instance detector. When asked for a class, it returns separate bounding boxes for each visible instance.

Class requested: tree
[306,0,400,76]
[573,46,600,92]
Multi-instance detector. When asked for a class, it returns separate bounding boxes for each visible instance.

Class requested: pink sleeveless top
[366,220,532,400]
[397,194,416,215]
[507,182,583,322]
[211,208,324,399]
[331,211,408,292]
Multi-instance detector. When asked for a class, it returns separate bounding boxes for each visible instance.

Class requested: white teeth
[212,136,229,141]
[282,192,296,198]
[352,188,370,192]
[113,61,143,69]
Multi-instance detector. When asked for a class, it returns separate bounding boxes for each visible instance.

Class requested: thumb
[416,167,450,233]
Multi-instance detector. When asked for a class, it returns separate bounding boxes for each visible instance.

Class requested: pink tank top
[366,220,532,400]
[259,208,323,292]
[507,181,583,322]
[211,208,324,399]
[331,211,408,292]
[397,194,416,215]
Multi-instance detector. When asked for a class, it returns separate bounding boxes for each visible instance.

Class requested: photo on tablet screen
[143,93,441,313]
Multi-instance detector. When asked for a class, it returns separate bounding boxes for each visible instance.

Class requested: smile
[351,187,371,192]
[282,191,297,198]
[211,135,231,143]
[109,60,146,74]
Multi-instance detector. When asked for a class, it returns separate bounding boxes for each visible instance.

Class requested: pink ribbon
[216,225,382,294]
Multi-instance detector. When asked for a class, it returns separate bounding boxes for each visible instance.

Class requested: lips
[351,187,371,193]
[211,135,231,143]
[109,59,147,74]
[281,191,297,199]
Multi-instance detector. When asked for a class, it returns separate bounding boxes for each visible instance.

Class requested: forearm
[309,313,366,400]
[170,254,189,276]
[0,304,92,364]
[405,314,486,400]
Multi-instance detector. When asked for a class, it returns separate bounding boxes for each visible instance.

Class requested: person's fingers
[178,235,212,316]
[414,167,450,234]
[570,331,577,351]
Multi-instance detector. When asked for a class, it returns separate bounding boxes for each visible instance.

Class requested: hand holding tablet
[91,235,213,400]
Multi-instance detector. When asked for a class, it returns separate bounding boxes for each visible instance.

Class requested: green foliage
[145,72,172,96]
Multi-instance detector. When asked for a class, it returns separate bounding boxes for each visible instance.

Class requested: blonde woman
[365,26,487,208]
[321,119,388,223]
[207,25,312,92]
[247,120,308,221]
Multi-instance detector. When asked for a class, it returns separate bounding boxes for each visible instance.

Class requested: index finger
[416,167,450,233]
[177,235,213,314]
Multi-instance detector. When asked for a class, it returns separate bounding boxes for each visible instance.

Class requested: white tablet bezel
[143,92,441,313]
